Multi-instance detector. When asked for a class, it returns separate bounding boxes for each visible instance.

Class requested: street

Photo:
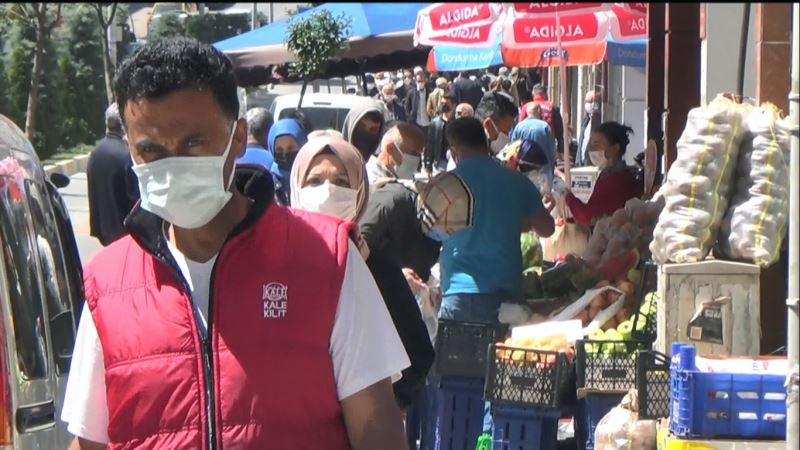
[58,172,103,265]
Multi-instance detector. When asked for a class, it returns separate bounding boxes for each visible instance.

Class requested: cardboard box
[570,167,600,203]
[656,260,761,356]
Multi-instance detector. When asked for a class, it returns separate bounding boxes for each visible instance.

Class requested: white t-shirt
[61,240,410,444]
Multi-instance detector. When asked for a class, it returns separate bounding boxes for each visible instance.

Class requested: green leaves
[285,9,352,80]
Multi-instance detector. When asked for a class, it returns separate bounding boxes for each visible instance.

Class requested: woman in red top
[565,122,639,226]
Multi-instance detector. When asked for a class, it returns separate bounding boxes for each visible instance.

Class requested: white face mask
[488,120,509,154]
[132,122,237,229]
[589,150,609,169]
[395,147,421,180]
[298,181,358,221]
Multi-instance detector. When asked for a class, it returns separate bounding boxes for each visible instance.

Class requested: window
[0,157,48,380]
[25,180,76,377]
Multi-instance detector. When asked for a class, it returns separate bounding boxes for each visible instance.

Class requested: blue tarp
[214,3,428,51]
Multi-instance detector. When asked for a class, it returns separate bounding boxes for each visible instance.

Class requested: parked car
[0,114,83,449]
[269,93,376,133]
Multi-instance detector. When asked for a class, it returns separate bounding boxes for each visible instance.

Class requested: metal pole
[736,3,751,102]
[786,4,799,450]
[251,3,257,30]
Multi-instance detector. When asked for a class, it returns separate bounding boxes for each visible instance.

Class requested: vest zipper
[153,246,217,450]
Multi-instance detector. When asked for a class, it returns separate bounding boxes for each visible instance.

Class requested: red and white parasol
[414,3,504,47]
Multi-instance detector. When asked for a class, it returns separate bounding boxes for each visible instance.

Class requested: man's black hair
[476,91,517,122]
[113,37,239,124]
[445,117,488,153]
[442,93,457,104]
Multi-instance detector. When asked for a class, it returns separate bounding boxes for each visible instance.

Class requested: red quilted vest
[85,203,353,450]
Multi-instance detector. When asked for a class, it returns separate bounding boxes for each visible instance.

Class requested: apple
[627,269,642,285]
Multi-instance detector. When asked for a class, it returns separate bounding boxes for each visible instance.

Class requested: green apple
[631,313,648,332]
[627,269,642,285]
[617,320,634,340]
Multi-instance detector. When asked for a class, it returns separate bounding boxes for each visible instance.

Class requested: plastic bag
[651,94,750,263]
[542,177,589,260]
[594,390,657,450]
[414,265,442,343]
[715,104,792,266]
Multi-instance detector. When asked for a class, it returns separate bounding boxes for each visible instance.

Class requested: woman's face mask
[298,181,358,221]
[589,150,609,169]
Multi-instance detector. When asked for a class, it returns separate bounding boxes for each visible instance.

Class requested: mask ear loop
[222,121,239,192]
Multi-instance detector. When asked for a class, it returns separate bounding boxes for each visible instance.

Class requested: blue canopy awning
[607,38,647,68]
[214,3,429,67]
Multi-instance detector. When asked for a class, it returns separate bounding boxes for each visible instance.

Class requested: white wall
[701,3,757,105]
[607,64,646,165]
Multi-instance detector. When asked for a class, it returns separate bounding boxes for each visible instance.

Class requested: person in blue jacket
[237,107,274,170]
[268,118,308,205]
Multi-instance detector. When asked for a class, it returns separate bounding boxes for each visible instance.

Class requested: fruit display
[582,197,665,279]
[496,334,575,363]
[522,254,602,300]
[521,232,544,270]
[568,280,637,328]
[585,292,657,355]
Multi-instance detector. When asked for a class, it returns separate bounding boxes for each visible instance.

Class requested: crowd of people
[79,36,643,449]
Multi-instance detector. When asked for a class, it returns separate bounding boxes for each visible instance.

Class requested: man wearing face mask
[478,91,518,155]
[365,74,379,97]
[360,124,441,322]
[366,123,423,188]
[432,118,555,434]
[342,98,386,161]
[577,90,601,167]
[63,38,411,450]
[378,83,407,123]
[424,93,456,175]
[404,72,431,133]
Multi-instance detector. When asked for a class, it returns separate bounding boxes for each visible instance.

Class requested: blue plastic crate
[425,376,486,450]
[574,393,625,450]
[668,344,787,440]
[490,405,559,450]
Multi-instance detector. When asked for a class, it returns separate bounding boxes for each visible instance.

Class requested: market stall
[422,91,795,449]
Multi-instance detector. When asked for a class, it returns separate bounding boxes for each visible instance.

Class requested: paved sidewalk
[58,172,103,264]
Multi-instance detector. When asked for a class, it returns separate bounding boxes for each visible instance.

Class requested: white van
[0,115,82,449]
[269,93,377,132]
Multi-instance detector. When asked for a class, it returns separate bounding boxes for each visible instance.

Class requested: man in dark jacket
[87,102,139,246]
[359,123,439,446]
[404,72,431,133]
[449,71,485,110]
[424,93,456,174]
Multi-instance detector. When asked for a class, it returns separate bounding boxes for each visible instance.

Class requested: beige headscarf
[289,134,370,223]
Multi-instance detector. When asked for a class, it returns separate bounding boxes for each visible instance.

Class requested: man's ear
[483,117,496,139]
[233,117,248,159]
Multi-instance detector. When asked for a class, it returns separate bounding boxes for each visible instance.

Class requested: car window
[0,157,48,380]
[278,107,351,132]
[25,179,76,377]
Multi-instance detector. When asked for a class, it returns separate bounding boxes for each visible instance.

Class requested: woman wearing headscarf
[290,133,435,413]
[268,118,308,205]
[564,121,639,226]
